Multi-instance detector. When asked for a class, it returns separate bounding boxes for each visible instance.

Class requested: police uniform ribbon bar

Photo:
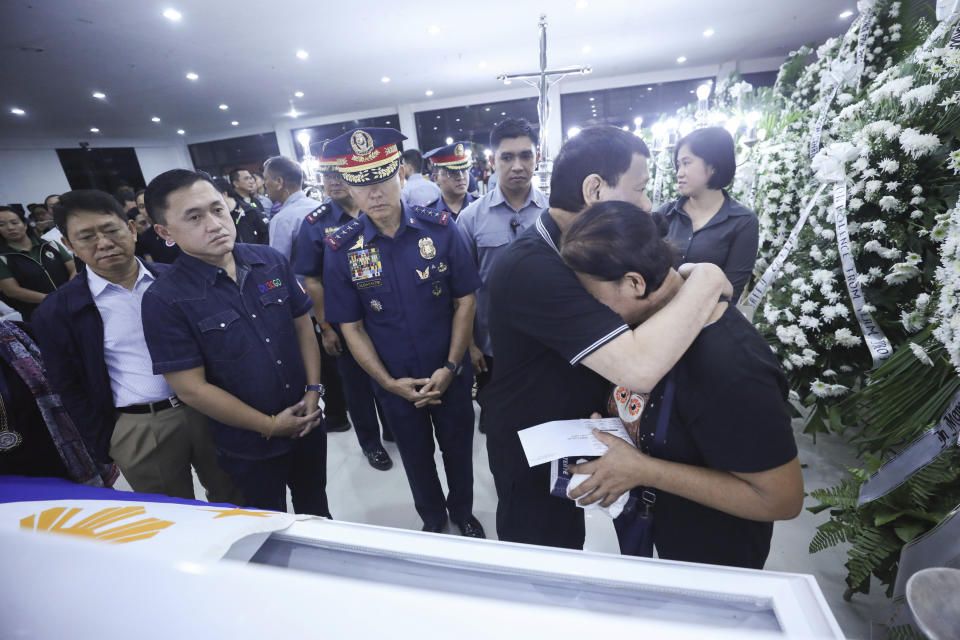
[745,182,828,308]
[858,390,960,505]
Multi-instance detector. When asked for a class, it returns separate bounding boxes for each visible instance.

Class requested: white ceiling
[1,0,855,143]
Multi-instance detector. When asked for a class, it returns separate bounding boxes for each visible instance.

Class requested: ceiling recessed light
[10,107,25,115]
[433,126,438,130]
[385,120,391,124]
[185,72,198,80]
[455,118,460,122]
[288,107,299,118]
[702,28,715,37]
[484,107,490,111]
[478,60,488,69]
[436,115,441,119]
[589,97,595,101]
[89,127,100,133]
[425,89,434,96]
[177,129,185,135]
[219,104,228,110]
[381,76,390,83]
[500,111,506,116]
[162,8,181,21]
[427,25,440,35]
[151,116,161,123]
[582,45,592,54]
[839,10,854,18]
[445,137,454,144]
[296,50,309,60]
[231,121,239,126]
[92,91,106,100]
[294,91,304,98]
[647,87,653,91]
[676,56,687,64]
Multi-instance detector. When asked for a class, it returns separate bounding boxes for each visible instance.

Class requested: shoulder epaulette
[412,205,450,226]
[325,218,363,250]
[305,203,330,225]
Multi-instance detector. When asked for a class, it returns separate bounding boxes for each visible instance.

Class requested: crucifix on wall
[497,14,591,194]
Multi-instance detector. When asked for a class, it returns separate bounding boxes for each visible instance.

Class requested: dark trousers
[335,341,390,452]
[487,434,585,550]
[216,426,330,517]
[373,370,475,526]
[474,355,494,431]
[317,326,347,421]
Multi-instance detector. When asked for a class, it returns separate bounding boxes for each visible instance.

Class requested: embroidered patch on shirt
[257,278,282,293]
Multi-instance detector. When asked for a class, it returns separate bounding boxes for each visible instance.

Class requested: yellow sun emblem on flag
[20,506,174,544]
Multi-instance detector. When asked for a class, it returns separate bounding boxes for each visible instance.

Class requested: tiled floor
[115,405,895,639]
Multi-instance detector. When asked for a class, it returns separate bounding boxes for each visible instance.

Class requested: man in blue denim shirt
[140,169,328,515]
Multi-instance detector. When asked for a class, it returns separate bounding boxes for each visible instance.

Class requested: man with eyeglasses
[455,118,548,432]
[32,189,242,504]
[423,142,478,221]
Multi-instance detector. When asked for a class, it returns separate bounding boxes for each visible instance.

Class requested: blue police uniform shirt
[292,199,356,278]
[322,203,481,379]
[141,243,313,460]
[424,192,478,221]
[402,174,442,208]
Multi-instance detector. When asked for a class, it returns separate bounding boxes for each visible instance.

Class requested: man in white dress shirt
[32,189,241,503]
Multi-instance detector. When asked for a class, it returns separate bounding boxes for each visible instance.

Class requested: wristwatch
[443,360,463,376]
[305,384,326,396]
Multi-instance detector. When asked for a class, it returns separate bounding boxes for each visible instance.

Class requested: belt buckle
[641,489,656,506]
[169,396,182,408]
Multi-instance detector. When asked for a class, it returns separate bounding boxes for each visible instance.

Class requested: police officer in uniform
[213,178,269,245]
[294,142,393,470]
[323,127,485,536]
[423,141,478,221]
[263,156,351,431]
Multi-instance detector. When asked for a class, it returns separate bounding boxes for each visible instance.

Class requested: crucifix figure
[497,14,591,194]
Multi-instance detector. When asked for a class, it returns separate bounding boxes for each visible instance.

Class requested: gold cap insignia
[350,129,375,155]
[454,143,464,158]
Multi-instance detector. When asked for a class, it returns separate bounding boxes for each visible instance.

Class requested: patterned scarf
[0,321,117,486]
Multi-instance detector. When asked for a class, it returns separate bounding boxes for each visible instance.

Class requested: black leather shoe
[326,416,351,432]
[382,430,395,443]
[364,447,393,471]
[453,515,486,538]
[421,518,448,533]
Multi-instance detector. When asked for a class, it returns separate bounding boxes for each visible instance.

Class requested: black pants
[216,426,330,517]
[316,326,348,421]
[487,432,585,550]
[474,355,494,431]
[335,340,391,451]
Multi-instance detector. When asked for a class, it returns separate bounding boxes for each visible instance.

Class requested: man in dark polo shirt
[140,169,328,515]
[483,126,732,549]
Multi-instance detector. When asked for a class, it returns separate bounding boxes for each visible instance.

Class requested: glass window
[415,97,539,153]
[188,133,280,179]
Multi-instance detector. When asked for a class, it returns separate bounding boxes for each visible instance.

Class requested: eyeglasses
[439,168,468,178]
[71,227,127,246]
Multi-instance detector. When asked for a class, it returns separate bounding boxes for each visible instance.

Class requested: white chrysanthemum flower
[949,150,960,176]
[850,197,865,210]
[853,157,870,172]
[837,92,854,106]
[901,84,939,107]
[783,262,798,275]
[865,180,883,195]
[899,128,941,159]
[810,379,831,398]
[912,185,923,195]
[902,310,926,333]
[909,343,934,366]
[823,369,837,377]
[862,168,879,179]
[884,124,903,141]
[917,293,931,309]
[911,197,926,206]
[782,358,794,371]
[877,158,899,173]
[835,328,862,347]
[885,263,921,285]
[801,300,818,314]
[810,269,835,285]
[910,209,924,220]
[863,239,883,254]
[799,315,822,330]
[788,390,800,402]
[885,181,901,192]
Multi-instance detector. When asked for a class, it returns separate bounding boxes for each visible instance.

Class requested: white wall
[135,145,193,183]
[0,149,72,207]
[0,140,194,207]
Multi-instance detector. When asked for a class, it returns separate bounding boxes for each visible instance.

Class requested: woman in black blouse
[656,127,759,302]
